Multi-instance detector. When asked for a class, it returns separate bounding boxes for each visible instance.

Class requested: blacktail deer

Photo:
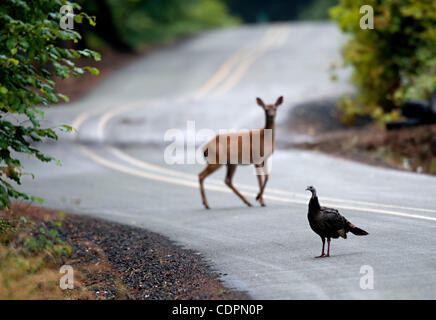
[199,96,283,209]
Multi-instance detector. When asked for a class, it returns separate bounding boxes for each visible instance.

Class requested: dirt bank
[286,98,436,175]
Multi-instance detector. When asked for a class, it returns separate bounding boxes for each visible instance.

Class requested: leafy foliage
[0,209,82,299]
[1,212,70,260]
[102,0,240,49]
[330,0,436,124]
[298,0,338,20]
[224,0,331,22]
[0,0,100,208]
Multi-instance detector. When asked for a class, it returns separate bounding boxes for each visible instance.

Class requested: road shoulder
[2,204,249,300]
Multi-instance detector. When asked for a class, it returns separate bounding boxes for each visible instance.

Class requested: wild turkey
[306,186,368,258]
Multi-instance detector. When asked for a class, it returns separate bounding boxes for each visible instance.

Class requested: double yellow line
[94,146,436,222]
[71,26,436,222]
[194,27,289,99]
[89,26,290,140]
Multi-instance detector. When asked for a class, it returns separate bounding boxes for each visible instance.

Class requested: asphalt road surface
[19,23,436,299]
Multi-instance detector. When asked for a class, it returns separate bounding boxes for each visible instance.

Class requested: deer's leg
[225,164,252,207]
[255,164,265,206]
[255,162,269,204]
[199,163,222,209]
[260,174,269,195]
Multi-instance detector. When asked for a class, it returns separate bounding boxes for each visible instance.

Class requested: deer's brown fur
[199,96,283,209]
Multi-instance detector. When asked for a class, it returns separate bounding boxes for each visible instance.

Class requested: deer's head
[256,96,283,121]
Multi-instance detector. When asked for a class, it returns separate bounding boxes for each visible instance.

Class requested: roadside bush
[0,0,100,209]
[93,0,240,50]
[1,213,70,262]
[330,0,436,125]
[0,210,64,299]
[298,0,338,20]
[0,209,91,299]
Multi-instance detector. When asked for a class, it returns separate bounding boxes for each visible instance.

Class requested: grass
[431,158,436,175]
[0,207,91,300]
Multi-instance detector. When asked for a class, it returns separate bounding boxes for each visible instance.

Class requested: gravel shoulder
[5,204,250,300]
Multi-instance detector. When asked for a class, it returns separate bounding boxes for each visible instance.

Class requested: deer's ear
[256,97,265,108]
[275,96,283,106]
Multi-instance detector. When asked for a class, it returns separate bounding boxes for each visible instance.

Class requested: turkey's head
[305,186,317,198]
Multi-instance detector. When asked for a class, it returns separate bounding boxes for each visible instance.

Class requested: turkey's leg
[316,238,326,258]
[325,239,331,257]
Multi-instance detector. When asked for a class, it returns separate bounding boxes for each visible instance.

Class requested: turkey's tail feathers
[348,223,369,236]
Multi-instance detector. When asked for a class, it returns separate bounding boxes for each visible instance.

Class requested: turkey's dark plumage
[306,186,368,257]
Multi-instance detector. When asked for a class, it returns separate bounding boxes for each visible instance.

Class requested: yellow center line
[106,146,436,215]
[75,26,283,141]
[72,27,278,134]
[96,98,161,141]
[192,45,248,99]
[212,28,289,96]
[71,112,90,132]
[73,25,436,220]
[82,145,436,222]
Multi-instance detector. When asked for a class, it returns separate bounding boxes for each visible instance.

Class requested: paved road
[19,22,436,299]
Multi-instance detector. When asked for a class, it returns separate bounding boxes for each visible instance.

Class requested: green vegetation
[80,0,239,51]
[224,0,338,22]
[0,212,70,263]
[298,0,338,20]
[116,0,239,47]
[330,0,436,125]
[1,205,130,300]
[0,210,75,299]
[81,0,343,52]
[0,0,100,209]
[0,0,236,209]
[0,0,237,208]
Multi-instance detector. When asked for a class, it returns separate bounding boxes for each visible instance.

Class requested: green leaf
[74,15,83,24]
[59,124,74,133]
[6,37,16,51]
[330,0,436,123]
[88,16,96,26]
[57,93,70,103]
[0,0,99,209]
[85,66,99,75]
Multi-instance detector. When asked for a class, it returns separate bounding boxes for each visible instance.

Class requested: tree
[78,0,239,51]
[330,0,436,124]
[105,0,239,49]
[0,0,100,208]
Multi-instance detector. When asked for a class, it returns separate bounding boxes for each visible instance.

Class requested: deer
[198,96,283,209]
